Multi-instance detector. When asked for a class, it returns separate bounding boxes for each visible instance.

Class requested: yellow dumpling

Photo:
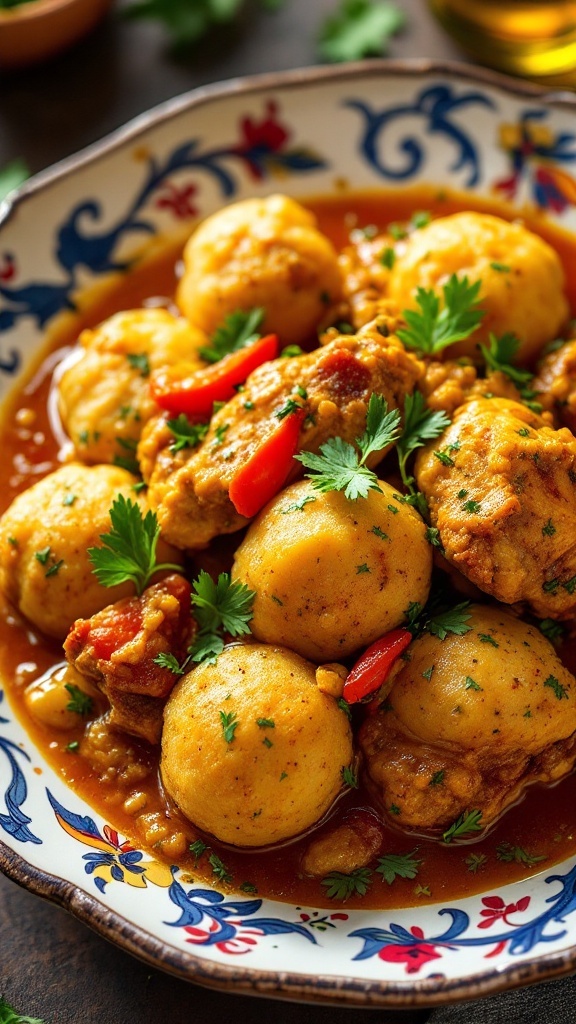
[161,643,353,847]
[176,194,342,346]
[232,479,432,662]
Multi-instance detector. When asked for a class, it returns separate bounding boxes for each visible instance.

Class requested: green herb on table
[0,996,45,1024]
[88,495,182,596]
[199,308,264,364]
[397,275,484,357]
[188,569,255,665]
[321,867,372,900]
[295,393,401,501]
[318,0,405,63]
[0,159,29,201]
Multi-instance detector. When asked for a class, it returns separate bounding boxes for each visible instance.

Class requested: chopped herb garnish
[414,884,432,897]
[188,570,255,665]
[321,868,372,900]
[457,488,468,499]
[295,393,401,501]
[209,852,233,884]
[356,563,370,574]
[433,449,455,467]
[397,274,484,356]
[88,495,182,596]
[478,633,498,647]
[542,518,556,537]
[153,652,185,675]
[425,526,442,548]
[426,602,472,641]
[199,307,264,364]
[45,559,64,578]
[65,683,94,717]
[465,852,487,873]
[256,718,275,729]
[280,345,304,358]
[7,536,18,547]
[390,803,401,816]
[462,499,481,514]
[167,414,209,453]
[539,618,565,643]
[262,736,273,749]
[34,546,50,565]
[422,666,435,681]
[220,710,239,743]
[62,493,77,506]
[65,741,80,754]
[495,843,546,867]
[190,839,208,864]
[517,427,530,437]
[341,765,359,789]
[380,246,396,269]
[279,771,288,781]
[430,770,444,786]
[490,261,511,272]
[276,395,304,420]
[465,675,482,691]
[442,809,483,843]
[411,210,431,230]
[126,352,150,378]
[212,423,229,447]
[544,674,569,700]
[375,849,421,885]
[271,594,283,605]
[239,882,258,894]
[337,697,352,720]
[281,496,316,513]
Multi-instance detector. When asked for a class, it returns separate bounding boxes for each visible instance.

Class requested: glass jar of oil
[429,1,576,79]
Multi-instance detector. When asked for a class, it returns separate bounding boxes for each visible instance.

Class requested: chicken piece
[533,339,576,434]
[58,309,207,465]
[139,319,423,550]
[0,463,177,639]
[176,194,343,347]
[338,231,399,329]
[420,360,520,417]
[415,397,576,619]
[388,212,569,361]
[301,808,384,876]
[65,574,193,744]
[359,605,576,836]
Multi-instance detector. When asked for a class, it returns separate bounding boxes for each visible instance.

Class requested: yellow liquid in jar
[430,0,576,79]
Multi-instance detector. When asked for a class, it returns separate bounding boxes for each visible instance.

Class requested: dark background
[0,1,574,1021]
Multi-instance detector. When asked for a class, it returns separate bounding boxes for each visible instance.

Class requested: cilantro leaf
[426,602,473,641]
[64,683,94,716]
[0,159,29,202]
[153,652,185,675]
[189,570,254,664]
[397,275,484,356]
[321,868,372,900]
[199,308,264,364]
[0,997,45,1024]
[318,0,405,63]
[442,809,483,843]
[167,414,209,453]
[375,849,421,885]
[88,494,182,596]
[495,842,546,867]
[295,393,401,501]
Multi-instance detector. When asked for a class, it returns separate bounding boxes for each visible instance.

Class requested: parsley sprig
[396,392,450,503]
[167,415,209,453]
[479,332,542,413]
[199,308,264,364]
[442,809,483,843]
[189,570,255,664]
[295,393,401,500]
[375,849,421,885]
[88,495,182,596]
[405,598,473,641]
[321,868,372,900]
[397,275,484,356]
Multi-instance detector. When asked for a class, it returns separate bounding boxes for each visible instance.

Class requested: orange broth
[1,185,575,909]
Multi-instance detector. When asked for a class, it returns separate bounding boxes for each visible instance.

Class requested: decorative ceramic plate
[2,60,576,1008]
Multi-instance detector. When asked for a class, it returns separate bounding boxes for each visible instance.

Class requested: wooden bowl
[0,0,113,70]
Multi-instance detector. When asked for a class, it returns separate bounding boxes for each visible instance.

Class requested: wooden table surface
[0,2,571,1021]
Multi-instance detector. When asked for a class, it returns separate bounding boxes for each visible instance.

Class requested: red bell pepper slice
[342,628,412,704]
[229,408,305,519]
[151,334,279,417]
